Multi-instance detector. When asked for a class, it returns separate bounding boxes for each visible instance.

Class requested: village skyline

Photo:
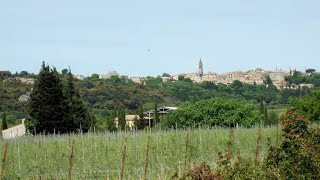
[0,59,315,77]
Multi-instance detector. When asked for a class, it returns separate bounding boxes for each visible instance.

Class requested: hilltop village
[95,60,310,89]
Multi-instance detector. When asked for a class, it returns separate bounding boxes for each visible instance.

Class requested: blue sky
[1,0,320,76]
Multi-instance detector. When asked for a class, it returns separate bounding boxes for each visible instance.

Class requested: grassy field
[0,126,281,179]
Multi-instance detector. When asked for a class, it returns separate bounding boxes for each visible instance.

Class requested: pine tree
[1,111,8,131]
[28,62,66,133]
[154,102,160,124]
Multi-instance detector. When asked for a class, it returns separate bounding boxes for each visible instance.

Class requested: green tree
[264,105,268,125]
[106,109,117,132]
[61,68,69,76]
[178,75,185,81]
[290,90,320,122]
[162,73,171,77]
[154,103,160,124]
[263,75,273,86]
[163,98,260,128]
[27,62,94,134]
[28,62,67,133]
[265,110,279,125]
[259,99,264,114]
[134,106,145,130]
[305,68,316,75]
[118,107,126,131]
[1,111,8,130]
[64,70,94,132]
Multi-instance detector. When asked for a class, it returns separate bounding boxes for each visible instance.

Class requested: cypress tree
[134,106,145,130]
[259,99,264,114]
[1,111,8,131]
[28,63,95,134]
[264,105,268,125]
[64,69,94,132]
[118,107,126,131]
[28,62,66,133]
[154,103,160,124]
[106,110,117,132]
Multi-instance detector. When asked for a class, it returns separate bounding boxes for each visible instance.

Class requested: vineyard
[0,126,280,179]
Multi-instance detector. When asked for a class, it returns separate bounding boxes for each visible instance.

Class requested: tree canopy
[162,98,261,128]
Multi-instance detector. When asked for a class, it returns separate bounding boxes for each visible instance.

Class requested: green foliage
[162,73,171,77]
[163,98,261,128]
[181,108,320,179]
[118,107,126,131]
[263,105,268,124]
[285,70,320,87]
[64,71,94,132]
[27,62,94,134]
[265,109,320,179]
[154,102,160,124]
[134,106,145,130]
[28,62,67,133]
[290,90,320,122]
[0,126,278,179]
[177,75,184,81]
[263,75,273,85]
[259,99,264,114]
[306,68,316,75]
[105,110,117,132]
[145,76,163,86]
[61,68,68,76]
[0,71,12,79]
[265,110,279,126]
[1,111,8,130]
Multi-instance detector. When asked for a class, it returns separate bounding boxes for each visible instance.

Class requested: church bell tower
[198,59,203,77]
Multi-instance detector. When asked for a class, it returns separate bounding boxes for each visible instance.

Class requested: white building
[99,70,119,79]
[2,119,26,139]
[74,74,85,80]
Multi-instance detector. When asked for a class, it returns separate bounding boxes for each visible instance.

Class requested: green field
[0,126,280,179]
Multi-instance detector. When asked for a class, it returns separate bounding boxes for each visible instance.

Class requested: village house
[114,115,141,130]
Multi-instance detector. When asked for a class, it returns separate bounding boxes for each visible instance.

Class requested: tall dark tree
[263,75,273,86]
[259,99,264,114]
[28,62,66,133]
[154,102,160,124]
[134,106,145,130]
[106,109,117,132]
[264,105,268,124]
[1,111,8,131]
[118,107,126,131]
[64,69,94,132]
[27,62,94,134]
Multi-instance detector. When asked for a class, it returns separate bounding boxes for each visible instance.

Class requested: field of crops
[0,126,280,179]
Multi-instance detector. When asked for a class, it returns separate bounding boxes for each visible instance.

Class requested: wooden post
[68,139,75,180]
[0,143,8,180]
[143,136,150,180]
[184,133,189,173]
[120,137,127,180]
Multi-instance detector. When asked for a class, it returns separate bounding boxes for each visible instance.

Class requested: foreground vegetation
[0,126,280,179]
